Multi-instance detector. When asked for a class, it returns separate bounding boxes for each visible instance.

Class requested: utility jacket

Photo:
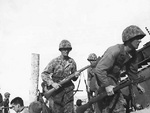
[95,44,138,87]
[41,55,77,88]
[87,67,99,91]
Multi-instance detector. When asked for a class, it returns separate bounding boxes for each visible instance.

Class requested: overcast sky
[0,0,150,105]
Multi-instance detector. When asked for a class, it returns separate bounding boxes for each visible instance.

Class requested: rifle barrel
[1,106,13,109]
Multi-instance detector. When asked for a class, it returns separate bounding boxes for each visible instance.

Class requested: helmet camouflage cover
[59,39,72,51]
[122,25,146,42]
[87,53,97,61]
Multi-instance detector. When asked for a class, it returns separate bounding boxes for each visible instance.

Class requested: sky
[0,0,150,106]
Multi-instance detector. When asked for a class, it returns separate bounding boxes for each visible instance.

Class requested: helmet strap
[124,40,135,51]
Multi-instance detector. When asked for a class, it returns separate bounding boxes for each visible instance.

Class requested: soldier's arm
[95,51,116,87]
[71,59,78,81]
[41,60,55,86]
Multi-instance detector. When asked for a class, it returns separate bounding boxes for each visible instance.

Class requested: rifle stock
[76,76,150,113]
[44,65,91,99]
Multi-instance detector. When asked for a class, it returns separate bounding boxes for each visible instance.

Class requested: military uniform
[87,67,99,94]
[87,53,99,95]
[95,25,146,113]
[87,53,101,113]
[41,40,77,113]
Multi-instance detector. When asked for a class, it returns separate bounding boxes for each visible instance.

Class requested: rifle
[76,75,150,113]
[44,65,91,99]
[0,106,13,109]
[0,106,28,110]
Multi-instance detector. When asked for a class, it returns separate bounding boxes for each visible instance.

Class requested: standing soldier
[87,53,99,98]
[95,25,145,113]
[3,92,10,113]
[41,39,80,113]
[87,53,101,113]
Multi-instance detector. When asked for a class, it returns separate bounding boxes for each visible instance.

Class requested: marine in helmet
[87,53,99,95]
[94,25,146,113]
[121,25,146,112]
[87,53,101,113]
[41,39,80,113]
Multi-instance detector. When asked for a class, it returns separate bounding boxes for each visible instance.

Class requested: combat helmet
[122,25,146,42]
[87,53,97,61]
[59,39,72,51]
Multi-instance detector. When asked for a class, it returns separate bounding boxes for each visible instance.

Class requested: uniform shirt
[95,44,138,87]
[20,107,29,113]
[3,98,9,113]
[87,67,99,91]
[87,67,94,82]
[41,55,77,86]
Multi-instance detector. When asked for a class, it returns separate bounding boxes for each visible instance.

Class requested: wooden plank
[29,53,40,103]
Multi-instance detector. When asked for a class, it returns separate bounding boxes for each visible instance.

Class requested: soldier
[87,53,101,113]
[41,39,80,113]
[3,92,10,113]
[87,53,99,98]
[95,25,145,113]
[10,97,29,113]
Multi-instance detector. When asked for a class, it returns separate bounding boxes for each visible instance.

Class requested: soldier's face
[131,39,141,49]
[61,49,70,56]
[11,104,20,112]
[89,60,97,66]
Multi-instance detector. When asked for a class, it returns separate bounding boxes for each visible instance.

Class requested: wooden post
[29,53,40,103]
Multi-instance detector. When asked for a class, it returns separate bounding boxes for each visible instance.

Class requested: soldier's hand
[74,71,81,77]
[47,80,54,86]
[52,82,61,89]
[105,85,115,96]
[137,84,145,94]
